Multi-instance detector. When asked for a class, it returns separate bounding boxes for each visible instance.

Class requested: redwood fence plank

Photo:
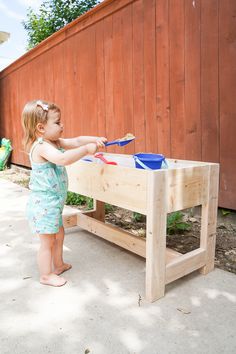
[132,0,146,153]
[200,0,219,164]
[144,0,157,152]
[156,0,170,156]
[0,0,235,209]
[103,15,115,149]
[95,20,106,138]
[219,0,236,209]
[169,0,185,159]
[184,0,201,161]
[112,8,125,153]
[122,4,134,155]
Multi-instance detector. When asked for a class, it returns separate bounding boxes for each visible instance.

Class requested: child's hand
[96,137,107,147]
[86,143,98,155]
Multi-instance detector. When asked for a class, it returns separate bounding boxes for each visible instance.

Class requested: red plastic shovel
[94,153,117,165]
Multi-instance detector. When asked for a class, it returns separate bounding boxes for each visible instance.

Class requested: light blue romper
[27,138,68,235]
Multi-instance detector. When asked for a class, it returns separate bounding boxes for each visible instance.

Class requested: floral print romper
[27,138,68,234]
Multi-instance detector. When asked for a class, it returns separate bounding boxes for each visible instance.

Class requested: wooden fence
[0,0,235,209]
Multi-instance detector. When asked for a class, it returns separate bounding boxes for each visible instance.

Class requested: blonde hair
[21,99,60,152]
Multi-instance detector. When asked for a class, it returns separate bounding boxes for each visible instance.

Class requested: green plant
[86,197,93,210]
[23,0,99,49]
[105,203,114,213]
[66,191,88,206]
[220,208,231,217]
[133,212,145,222]
[167,211,191,235]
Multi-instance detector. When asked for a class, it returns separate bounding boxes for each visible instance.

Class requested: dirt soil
[104,207,236,274]
[1,166,235,275]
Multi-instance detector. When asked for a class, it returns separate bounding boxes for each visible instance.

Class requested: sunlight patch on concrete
[204,288,236,302]
[125,306,164,326]
[190,296,201,306]
[119,328,145,352]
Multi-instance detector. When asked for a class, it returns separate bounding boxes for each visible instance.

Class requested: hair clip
[36,100,48,112]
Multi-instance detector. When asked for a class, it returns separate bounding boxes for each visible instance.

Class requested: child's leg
[38,234,66,286]
[52,226,72,275]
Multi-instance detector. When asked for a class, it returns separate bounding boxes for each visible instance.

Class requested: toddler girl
[22,99,107,287]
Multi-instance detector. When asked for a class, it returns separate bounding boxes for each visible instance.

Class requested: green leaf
[133,212,145,222]
[167,211,191,234]
[221,209,231,216]
[176,222,191,231]
[22,0,99,49]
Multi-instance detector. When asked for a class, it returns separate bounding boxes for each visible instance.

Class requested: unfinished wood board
[65,155,219,302]
[66,160,148,214]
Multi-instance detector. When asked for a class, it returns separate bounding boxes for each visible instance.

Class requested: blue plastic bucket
[133,153,166,170]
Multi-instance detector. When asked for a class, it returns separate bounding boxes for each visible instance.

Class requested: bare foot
[40,273,67,287]
[53,263,72,276]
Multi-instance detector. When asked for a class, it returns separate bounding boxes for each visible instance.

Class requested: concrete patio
[0,178,235,354]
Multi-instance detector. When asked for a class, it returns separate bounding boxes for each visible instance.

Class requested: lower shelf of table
[63,211,206,285]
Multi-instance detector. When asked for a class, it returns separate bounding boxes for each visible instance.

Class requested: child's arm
[37,141,98,166]
[59,136,107,150]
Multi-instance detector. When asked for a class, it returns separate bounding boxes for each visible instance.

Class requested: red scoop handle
[95,153,117,165]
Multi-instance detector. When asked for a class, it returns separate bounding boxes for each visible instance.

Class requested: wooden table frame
[63,154,219,302]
